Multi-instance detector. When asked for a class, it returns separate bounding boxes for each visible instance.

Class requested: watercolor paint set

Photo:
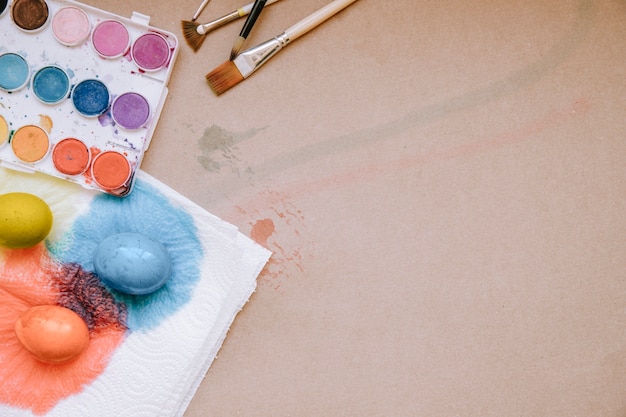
[0,0,179,196]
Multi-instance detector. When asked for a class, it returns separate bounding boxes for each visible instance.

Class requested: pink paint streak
[278,97,592,200]
[231,97,591,291]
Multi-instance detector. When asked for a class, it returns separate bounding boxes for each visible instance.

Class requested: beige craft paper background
[83,0,624,415]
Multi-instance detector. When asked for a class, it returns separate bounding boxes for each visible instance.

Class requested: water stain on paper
[197,124,266,174]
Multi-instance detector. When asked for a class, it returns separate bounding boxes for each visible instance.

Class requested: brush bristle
[206,61,244,95]
[229,36,245,61]
[181,20,206,52]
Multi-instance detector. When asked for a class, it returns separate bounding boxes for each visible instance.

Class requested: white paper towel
[0,168,271,416]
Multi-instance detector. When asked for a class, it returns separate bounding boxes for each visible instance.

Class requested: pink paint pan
[131,32,172,72]
[52,6,91,46]
[91,19,130,59]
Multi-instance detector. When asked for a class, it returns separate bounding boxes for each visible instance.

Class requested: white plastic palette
[0,0,179,196]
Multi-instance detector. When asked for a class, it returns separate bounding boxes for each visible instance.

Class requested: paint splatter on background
[197,124,266,174]
[235,189,311,292]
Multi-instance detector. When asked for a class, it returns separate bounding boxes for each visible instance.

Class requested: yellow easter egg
[14,305,90,364]
[0,192,53,248]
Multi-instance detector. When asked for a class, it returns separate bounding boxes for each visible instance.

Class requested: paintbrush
[182,0,282,53]
[191,0,212,22]
[207,0,360,95]
[230,0,267,60]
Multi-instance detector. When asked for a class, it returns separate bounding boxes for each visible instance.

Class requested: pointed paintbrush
[229,0,267,60]
[190,0,212,22]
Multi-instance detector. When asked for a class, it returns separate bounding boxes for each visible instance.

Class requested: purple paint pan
[111,92,151,130]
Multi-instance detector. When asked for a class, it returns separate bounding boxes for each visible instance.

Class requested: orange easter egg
[14,305,90,364]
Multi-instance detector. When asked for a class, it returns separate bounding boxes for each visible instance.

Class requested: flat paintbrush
[182,0,282,53]
[230,0,267,60]
[207,0,360,95]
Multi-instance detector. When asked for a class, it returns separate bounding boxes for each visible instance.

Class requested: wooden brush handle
[284,0,360,41]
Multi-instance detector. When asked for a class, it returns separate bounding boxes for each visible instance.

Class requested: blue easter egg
[93,232,171,295]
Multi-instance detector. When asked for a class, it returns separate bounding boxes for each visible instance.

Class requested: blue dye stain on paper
[51,179,203,331]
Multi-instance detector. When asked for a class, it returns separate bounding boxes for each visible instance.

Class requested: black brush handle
[239,0,267,38]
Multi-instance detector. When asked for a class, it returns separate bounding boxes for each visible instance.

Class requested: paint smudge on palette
[0,0,179,196]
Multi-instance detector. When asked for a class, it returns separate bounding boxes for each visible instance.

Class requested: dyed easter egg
[0,192,53,248]
[93,232,171,295]
[14,305,90,364]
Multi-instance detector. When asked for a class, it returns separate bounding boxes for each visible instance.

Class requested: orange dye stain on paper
[0,245,127,415]
[14,305,91,364]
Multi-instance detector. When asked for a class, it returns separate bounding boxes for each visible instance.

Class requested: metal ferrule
[199,11,240,34]
[235,32,291,76]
